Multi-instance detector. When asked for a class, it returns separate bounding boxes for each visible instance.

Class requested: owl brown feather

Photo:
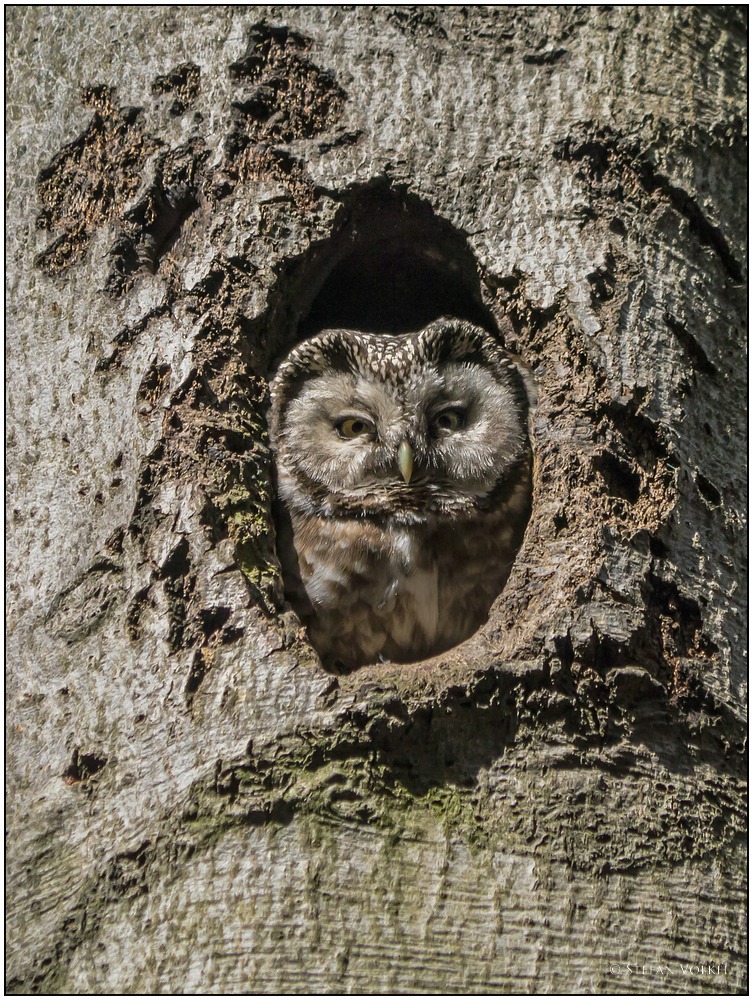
[269,318,533,671]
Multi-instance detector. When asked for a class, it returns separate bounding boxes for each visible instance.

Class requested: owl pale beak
[398,440,414,484]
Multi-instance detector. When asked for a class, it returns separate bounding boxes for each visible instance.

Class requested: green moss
[207,449,282,607]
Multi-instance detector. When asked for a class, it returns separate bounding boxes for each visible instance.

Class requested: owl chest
[297,517,494,662]
[306,522,437,607]
[378,529,441,646]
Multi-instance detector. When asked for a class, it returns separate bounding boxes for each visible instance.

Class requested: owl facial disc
[269,318,531,521]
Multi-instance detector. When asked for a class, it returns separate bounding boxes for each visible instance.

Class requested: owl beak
[398,440,414,484]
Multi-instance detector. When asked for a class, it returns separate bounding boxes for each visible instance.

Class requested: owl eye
[431,408,466,436]
[335,416,375,439]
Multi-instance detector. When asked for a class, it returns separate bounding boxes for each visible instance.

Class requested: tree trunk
[6,6,746,994]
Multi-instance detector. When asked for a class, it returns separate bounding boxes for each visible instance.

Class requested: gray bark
[6,5,746,994]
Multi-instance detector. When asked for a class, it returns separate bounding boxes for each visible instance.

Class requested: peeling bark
[6,6,746,994]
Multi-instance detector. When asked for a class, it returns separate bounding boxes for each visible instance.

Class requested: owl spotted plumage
[268,318,533,671]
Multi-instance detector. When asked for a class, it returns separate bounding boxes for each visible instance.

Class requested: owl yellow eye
[335,416,374,439]
[431,408,466,436]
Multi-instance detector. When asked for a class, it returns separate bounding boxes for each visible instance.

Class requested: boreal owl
[268,317,533,672]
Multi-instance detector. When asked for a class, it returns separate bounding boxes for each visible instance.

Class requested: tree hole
[265,186,534,672]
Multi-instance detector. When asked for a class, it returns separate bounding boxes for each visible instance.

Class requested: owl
[268,317,533,672]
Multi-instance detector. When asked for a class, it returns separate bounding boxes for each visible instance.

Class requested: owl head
[268,318,532,522]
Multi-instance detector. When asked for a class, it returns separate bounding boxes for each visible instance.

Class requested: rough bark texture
[6,6,747,994]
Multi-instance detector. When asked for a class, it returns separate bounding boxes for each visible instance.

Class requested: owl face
[269,319,531,522]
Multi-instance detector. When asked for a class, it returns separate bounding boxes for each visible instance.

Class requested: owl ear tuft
[417,317,534,416]
[271,330,356,398]
[420,317,506,367]
[417,317,481,362]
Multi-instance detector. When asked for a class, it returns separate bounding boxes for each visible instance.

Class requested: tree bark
[6,5,746,994]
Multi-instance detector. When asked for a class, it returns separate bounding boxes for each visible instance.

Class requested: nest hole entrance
[265,187,532,674]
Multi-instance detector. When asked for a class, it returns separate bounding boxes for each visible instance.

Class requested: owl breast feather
[289,501,524,670]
